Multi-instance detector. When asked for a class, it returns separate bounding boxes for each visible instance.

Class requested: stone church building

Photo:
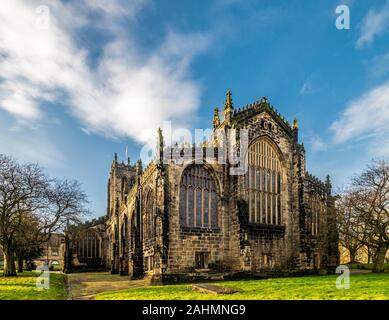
[69,92,339,283]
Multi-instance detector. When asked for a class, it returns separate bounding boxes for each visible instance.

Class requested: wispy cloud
[85,0,148,16]
[330,82,389,144]
[299,79,313,95]
[309,135,327,152]
[366,52,389,78]
[356,1,389,49]
[0,112,66,168]
[0,0,210,145]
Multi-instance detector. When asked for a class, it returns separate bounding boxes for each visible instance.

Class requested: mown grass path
[66,272,147,300]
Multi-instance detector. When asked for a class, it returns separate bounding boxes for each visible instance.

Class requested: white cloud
[0,0,210,145]
[330,82,389,144]
[85,0,148,16]
[309,135,327,152]
[299,80,313,95]
[356,1,389,49]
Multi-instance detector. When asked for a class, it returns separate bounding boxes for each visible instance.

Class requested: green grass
[0,271,68,300]
[95,273,389,300]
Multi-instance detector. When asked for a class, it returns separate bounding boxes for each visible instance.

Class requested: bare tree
[336,194,365,263]
[13,213,44,272]
[39,179,89,235]
[0,155,48,276]
[0,154,89,276]
[346,159,389,273]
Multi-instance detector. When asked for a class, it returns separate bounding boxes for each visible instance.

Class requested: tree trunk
[372,246,388,273]
[3,247,16,277]
[17,256,24,273]
[349,249,357,264]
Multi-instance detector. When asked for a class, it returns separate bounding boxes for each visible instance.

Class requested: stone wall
[103,93,338,283]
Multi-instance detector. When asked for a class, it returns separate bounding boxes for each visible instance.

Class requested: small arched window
[130,213,136,254]
[179,165,218,228]
[143,190,155,241]
[121,176,128,201]
[245,138,282,224]
[121,216,127,253]
[310,193,324,236]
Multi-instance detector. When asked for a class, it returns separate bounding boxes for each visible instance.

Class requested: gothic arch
[130,211,136,254]
[76,229,102,262]
[245,135,286,165]
[179,164,219,228]
[121,215,128,255]
[181,161,222,195]
[243,136,285,225]
[309,192,325,236]
[121,176,128,202]
[143,189,155,242]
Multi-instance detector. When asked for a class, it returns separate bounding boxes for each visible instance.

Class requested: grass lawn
[95,273,389,300]
[0,270,68,300]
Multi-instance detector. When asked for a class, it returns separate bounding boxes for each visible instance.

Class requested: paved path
[66,272,147,300]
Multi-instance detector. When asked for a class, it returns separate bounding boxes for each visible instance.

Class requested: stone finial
[157,128,164,165]
[292,118,299,142]
[114,152,118,163]
[325,175,332,193]
[293,118,299,129]
[157,127,164,146]
[213,107,220,128]
[223,90,234,126]
[224,90,234,111]
[136,159,143,176]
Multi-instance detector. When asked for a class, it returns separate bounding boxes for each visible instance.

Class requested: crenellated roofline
[231,96,294,138]
[214,92,296,139]
[305,171,331,193]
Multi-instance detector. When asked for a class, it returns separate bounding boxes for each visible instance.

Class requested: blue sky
[1,0,389,217]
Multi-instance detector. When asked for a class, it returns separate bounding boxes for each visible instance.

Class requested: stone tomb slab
[192,283,238,295]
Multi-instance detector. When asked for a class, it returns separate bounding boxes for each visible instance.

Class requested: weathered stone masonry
[99,91,339,283]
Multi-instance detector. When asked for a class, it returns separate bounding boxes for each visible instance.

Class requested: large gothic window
[77,231,101,261]
[245,139,282,224]
[179,165,218,228]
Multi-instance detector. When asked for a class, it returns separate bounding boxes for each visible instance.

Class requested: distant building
[1,234,65,270]
[34,233,65,268]
[339,245,389,264]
